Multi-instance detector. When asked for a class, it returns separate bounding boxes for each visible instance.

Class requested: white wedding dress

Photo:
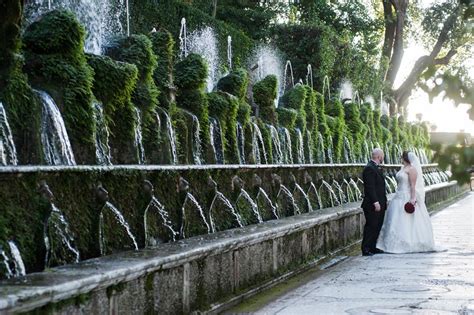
[376,153,436,253]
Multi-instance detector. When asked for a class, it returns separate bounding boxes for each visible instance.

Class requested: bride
[376,151,436,253]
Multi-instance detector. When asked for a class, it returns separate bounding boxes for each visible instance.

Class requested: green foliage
[174,54,210,162]
[0,0,42,164]
[86,54,140,163]
[360,103,375,143]
[237,101,251,126]
[253,75,278,125]
[0,0,22,77]
[174,53,208,90]
[22,10,84,56]
[105,34,161,163]
[344,102,364,161]
[23,9,96,163]
[433,142,474,185]
[276,107,298,129]
[129,0,254,68]
[149,28,175,109]
[372,108,383,146]
[314,92,331,161]
[325,99,347,162]
[106,34,157,82]
[269,24,336,92]
[217,68,249,99]
[280,84,307,131]
[208,91,239,163]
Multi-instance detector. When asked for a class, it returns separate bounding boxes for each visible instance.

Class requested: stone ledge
[0,181,466,314]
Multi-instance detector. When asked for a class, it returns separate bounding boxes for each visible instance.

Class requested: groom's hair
[372,148,384,158]
[402,151,410,163]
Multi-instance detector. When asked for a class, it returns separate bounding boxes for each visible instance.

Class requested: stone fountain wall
[0,173,467,314]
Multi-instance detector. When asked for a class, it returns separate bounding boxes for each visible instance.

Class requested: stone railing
[0,177,468,314]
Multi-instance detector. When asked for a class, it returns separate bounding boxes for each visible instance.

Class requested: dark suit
[361,160,387,254]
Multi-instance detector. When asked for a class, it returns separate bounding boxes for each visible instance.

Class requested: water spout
[133,107,146,164]
[306,64,313,89]
[36,90,76,165]
[279,127,293,164]
[283,60,295,94]
[180,192,210,238]
[268,124,283,164]
[209,117,224,164]
[179,17,187,59]
[227,35,232,71]
[0,102,18,165]
[93,101,112,165]
[188,27,219,92]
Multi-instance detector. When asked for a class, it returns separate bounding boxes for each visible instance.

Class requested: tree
[381,0,473,114]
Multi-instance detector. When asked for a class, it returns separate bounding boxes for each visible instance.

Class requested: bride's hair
[402,151,411,164]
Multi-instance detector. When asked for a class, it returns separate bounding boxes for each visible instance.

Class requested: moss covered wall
[0,0,42,164]
[0,164,388,274]
[22,10,96,164]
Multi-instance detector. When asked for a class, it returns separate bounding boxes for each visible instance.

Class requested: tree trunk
[393,7,460,108]
[385,0,408,87]
[380,0,396,81]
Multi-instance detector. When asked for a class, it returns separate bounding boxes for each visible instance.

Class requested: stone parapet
[0,180,467,314]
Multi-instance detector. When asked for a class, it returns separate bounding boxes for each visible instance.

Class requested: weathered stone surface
[250,193,474,315]
[0,181,467,314]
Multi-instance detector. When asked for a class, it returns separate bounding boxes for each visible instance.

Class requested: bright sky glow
[394,1,474,135]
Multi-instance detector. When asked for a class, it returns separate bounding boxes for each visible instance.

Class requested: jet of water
[251,121,267,164]
[36,90,76,165]
[256,187,278,219]
[236,189,262,223]
[188,26,219,92]
[268,124,283,164]
[236,122,246,164]
[282,60,295,95]
[93,101,112,165]
[306,64,313,89]
[133,107,146,164]
[144,196,177,246]
[209,191,243,232]
[0,102,18,165]
[209,117,224,164]
[227,35,232,71]
[295,128,305,164]
[293,183,312,212]
[279,127,293,164]
[179,17,187,59]
[99,202,138,255]
[181,192,211,238]
[44,204,80,267]
[277,184,300,216]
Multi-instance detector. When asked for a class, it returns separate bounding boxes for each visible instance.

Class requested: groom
[361,148,387,256]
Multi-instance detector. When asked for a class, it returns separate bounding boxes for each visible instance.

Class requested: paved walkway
[232,193,474,314]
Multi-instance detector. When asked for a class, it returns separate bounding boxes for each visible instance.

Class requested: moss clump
[372,108,383,147]
[105,34,161,163]
[325,99,347,163]
[344,102,364,162]
[304,87,318,162]
[314,92,332,162]
[86,54,140,164]
[0,0,42,164]
[208,91,239,163]
[174,53,208,90]
[276,107,298,129]
[217,68,249,99]
[149,29,175,109]
[23,9,96,164]
[174,54,210,163]
[253,75,278,125]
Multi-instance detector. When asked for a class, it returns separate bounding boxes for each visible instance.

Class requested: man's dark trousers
[361,160,387,254]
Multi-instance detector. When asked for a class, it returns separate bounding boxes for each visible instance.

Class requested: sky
[394,1,474,135]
